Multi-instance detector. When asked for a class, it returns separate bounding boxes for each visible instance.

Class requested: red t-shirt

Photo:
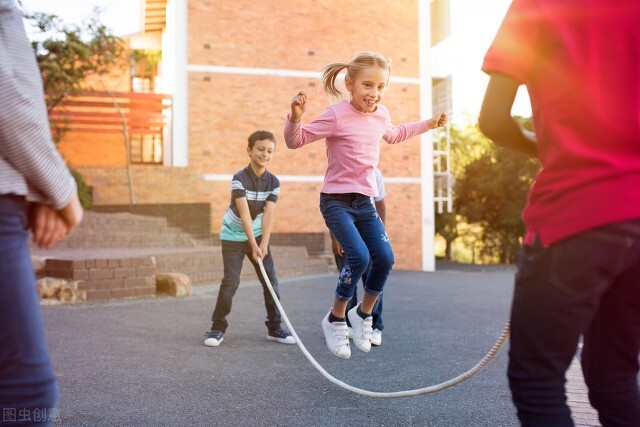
[482,0,640,245]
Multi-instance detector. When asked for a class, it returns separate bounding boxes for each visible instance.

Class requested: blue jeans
[509,219,640,426]
[0,196,58,426]
[320,193,394,302]
[211,237,283,333]
[334,254,384,330]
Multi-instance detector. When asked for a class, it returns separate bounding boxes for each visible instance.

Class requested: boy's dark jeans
[211,237,282,333]
[509,219,640,426]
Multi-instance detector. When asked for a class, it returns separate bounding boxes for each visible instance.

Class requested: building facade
[59,0,444,271]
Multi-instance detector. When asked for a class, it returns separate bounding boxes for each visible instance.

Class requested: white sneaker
[347,326,353,339]
[347,304,372,353]
[321,312,351,359]
[371,328,382,346]
[203,330,224,347]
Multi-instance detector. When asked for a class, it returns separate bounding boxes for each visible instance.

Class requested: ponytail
[321,62,348,103]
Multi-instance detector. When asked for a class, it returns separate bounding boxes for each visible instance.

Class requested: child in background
[204,131,295,347]
[285,51,447,359]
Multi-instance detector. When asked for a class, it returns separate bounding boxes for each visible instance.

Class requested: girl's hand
[290,91,307,123]
[428,112,448,129]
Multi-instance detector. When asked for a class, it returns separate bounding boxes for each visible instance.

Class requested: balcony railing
[49,91,172,135]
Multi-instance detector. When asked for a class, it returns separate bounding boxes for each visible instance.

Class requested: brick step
[53,232,196,249]
[34,246,334,297]
[32,212,335,302]
[78,211,169,231]
[153,247,332,284]
[46,211,199,250]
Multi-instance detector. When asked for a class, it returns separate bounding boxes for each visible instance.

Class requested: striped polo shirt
[0,0,76,208]
[219,166,280,242]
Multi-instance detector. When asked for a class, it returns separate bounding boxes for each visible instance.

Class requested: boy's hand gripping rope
[257,258,511,398]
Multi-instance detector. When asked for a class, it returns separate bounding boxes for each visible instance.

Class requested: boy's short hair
[247,130,276,149]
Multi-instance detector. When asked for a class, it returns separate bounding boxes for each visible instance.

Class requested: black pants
[211,237,282,332]
[509,220,640,426]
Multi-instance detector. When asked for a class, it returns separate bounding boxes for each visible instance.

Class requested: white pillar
[419,0,435,272]
[164,0,189,167]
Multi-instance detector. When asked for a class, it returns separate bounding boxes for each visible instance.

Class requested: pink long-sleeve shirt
[284,100,429,197]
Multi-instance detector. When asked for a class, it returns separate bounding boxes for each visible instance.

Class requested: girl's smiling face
[345,66,389,113]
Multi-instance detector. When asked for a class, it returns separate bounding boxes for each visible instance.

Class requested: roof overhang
[142,0,167,33]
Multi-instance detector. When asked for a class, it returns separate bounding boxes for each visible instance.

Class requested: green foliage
[434,210,458,260]
[434,124,493,261]
[68,165,92,208]
[435,119,539,264]
[24,7,127,115]
[22,6,127,207]
[454,140,539,263]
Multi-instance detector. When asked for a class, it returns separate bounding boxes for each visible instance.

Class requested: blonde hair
[321,51,392,102]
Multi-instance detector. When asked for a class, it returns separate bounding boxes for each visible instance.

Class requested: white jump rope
[257,258,511,398]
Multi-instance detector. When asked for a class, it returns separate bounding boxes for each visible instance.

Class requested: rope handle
[257,258,510,398]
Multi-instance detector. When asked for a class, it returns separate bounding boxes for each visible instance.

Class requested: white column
[419,0,435,271]
[164,0,189,167]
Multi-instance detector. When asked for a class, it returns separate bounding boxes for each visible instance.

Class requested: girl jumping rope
[284,51,447,359]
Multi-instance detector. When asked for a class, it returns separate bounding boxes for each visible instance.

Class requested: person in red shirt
[479,0,640,425]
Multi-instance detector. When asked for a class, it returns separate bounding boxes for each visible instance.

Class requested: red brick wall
[63,1,427,270]
[59,133,127,167]
[189,0,425,270]
[77,166,213,205]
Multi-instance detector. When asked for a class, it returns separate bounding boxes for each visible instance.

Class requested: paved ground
[42,266,603,426]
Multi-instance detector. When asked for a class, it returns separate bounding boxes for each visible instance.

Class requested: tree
[25,8,127,115]
[22,6,128,208]
[454,120,539,263]
[434,210,458,260]
[434,124,493,260]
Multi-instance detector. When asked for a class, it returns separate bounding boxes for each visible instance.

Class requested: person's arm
[234,197,262,261]
[426,112,448,131]
[0,3,77,210]
[479,73,537,157]
[383,109,448,145]
[0,3,83,241]
[284,97,336,149]
[259,200,276,258]
[375,199,386,225]
[289,90,307,124]
[329,230,343,258]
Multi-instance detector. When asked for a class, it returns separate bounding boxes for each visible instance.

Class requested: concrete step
[47,211,198,250]
[31,211,335,302]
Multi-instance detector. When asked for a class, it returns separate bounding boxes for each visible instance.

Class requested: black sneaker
[266,328,295,344]
[203,330,224,347]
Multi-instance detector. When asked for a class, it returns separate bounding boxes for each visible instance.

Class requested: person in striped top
[203,131,295,347]
[1,1,83,424]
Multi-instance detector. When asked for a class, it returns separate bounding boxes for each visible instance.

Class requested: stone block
[156,273,192,297]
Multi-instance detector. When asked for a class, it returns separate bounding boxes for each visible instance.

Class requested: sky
[20,0,142,36]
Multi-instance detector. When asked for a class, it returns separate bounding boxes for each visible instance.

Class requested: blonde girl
[284,51,447,359]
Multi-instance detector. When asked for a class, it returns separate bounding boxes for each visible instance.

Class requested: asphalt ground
[43,266,522,426]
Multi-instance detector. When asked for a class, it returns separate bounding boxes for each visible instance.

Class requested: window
[130,133,163,164]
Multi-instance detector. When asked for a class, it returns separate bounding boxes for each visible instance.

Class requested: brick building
[57,0,447,271]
